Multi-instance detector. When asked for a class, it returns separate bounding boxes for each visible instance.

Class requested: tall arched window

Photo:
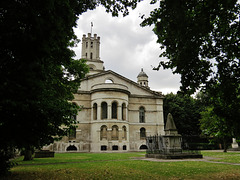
[111,125,119,140]
[122,126,127,140]
[140,127,146,139]
[68,127,76,140]
[101,102,108,119]
[71,115,77,122]
[100,125,107,140]
[139,106,145,123]
[112,102,117,119]
[122,103,126,120]
[71,102,78,122]
[90,52,93,59]
[93,103,97,120]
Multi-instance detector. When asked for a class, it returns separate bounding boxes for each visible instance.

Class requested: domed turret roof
[137,68,148,78]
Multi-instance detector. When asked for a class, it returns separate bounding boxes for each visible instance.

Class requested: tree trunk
[223,139,228,153]
[23,148,33,161]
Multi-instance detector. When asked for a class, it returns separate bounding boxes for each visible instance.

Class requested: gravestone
[229,138,240,151]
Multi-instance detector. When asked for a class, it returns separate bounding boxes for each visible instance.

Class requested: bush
[0,146,16,176]
[187,143,218,150]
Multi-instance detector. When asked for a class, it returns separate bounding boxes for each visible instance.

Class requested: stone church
[45,33,165,152]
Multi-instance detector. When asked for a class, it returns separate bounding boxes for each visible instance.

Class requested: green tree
[0,0,140,175]
[163,93,203,143]
[141,0,240,138]
[200,107,231,152]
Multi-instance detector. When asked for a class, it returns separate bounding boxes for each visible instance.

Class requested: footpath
[136,150,240,166]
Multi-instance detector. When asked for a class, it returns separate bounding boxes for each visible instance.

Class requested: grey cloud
[74,3,180,95]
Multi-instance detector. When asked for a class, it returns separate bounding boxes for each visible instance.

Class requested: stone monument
[146,113,202,159]
[229,138,240,151]
[232,138,239,148]
[164,113,182,153]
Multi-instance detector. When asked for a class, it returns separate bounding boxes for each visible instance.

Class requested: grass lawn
[13,152,145,165]
[2,151,240,180]
[201,151,240,164]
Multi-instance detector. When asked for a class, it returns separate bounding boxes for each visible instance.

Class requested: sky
[72,1,181,95]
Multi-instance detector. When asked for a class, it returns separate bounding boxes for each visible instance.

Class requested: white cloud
[73,1,181,95]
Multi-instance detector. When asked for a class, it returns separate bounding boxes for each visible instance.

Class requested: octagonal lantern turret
[137,68,149,88]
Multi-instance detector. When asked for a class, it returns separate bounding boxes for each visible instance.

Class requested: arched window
[101,102,108,119]
[122,126,127,140]
[67,145,77,151]
[85,53,87,58]
[71,102,78,122]
[71,115,77,122]
[100,125,107,140]
[139,145,148,150]
[90,52,93,59]
[89,64,96,70]
[105,79,113,83]
[68,127,76,140]
[112,125,119,140]
[93,103,97,120]
[140,127,146,139]
[122,103,126,120]
[112,102,117,119]
[123,145,127,150]
[139,106,145,123]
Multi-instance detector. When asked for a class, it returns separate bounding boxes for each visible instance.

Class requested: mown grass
[3,151,240,180]
[201,151,240,164]
[14,152,145,165]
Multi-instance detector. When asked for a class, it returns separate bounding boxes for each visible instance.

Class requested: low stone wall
[34,150,55,158]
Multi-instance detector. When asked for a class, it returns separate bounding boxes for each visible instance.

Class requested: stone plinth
[146,153,203,159]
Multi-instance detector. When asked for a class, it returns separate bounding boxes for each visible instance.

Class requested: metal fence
[146,135,201,155]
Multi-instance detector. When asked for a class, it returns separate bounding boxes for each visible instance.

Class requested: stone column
[118,105,122,120]
[91,105,93,121]
[125,105,128,121]
[107,128,112,141]
[119,129,122,142]
[97,105,101,120]
[108,105,111,120]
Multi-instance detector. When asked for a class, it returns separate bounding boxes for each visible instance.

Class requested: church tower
[137,68,149,88]
[81,33,104,75]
